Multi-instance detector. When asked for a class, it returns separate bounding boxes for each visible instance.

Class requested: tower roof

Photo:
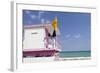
[24,24,60,35]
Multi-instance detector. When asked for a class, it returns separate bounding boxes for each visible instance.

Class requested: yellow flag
[52,17,58,31]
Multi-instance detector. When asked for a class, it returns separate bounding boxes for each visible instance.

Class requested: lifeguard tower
[23,24,61,62]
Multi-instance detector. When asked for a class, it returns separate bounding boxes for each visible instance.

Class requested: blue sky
[23,10,91,51]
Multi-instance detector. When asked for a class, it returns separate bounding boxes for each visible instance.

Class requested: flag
[52,30,56,37]
[52,17,58,31]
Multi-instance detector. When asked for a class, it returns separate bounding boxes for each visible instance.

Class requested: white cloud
[74,34,81,39]
[25,10,30,14]
[40,18,51,24]
[65,34,71,38]
[31,14,37,19]
[38,11,45,19]
[25,11,45,20]
[41,18,45,24]
[45,20,51,24]
[65,33,81,39]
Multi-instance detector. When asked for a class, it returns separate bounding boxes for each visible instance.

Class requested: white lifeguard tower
[23,24,61,62]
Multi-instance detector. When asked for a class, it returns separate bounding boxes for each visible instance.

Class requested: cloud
[30,14,37,19]
[41,18,45,24]
[25,10,30,14]
[74,34,81,39]
[45,19,51,24]
[65,34,81,39]
[65,34,71,38]
[25,10,48,24]
[25,10,45,20]
[38,11,45,19]
[40,18,51,24]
